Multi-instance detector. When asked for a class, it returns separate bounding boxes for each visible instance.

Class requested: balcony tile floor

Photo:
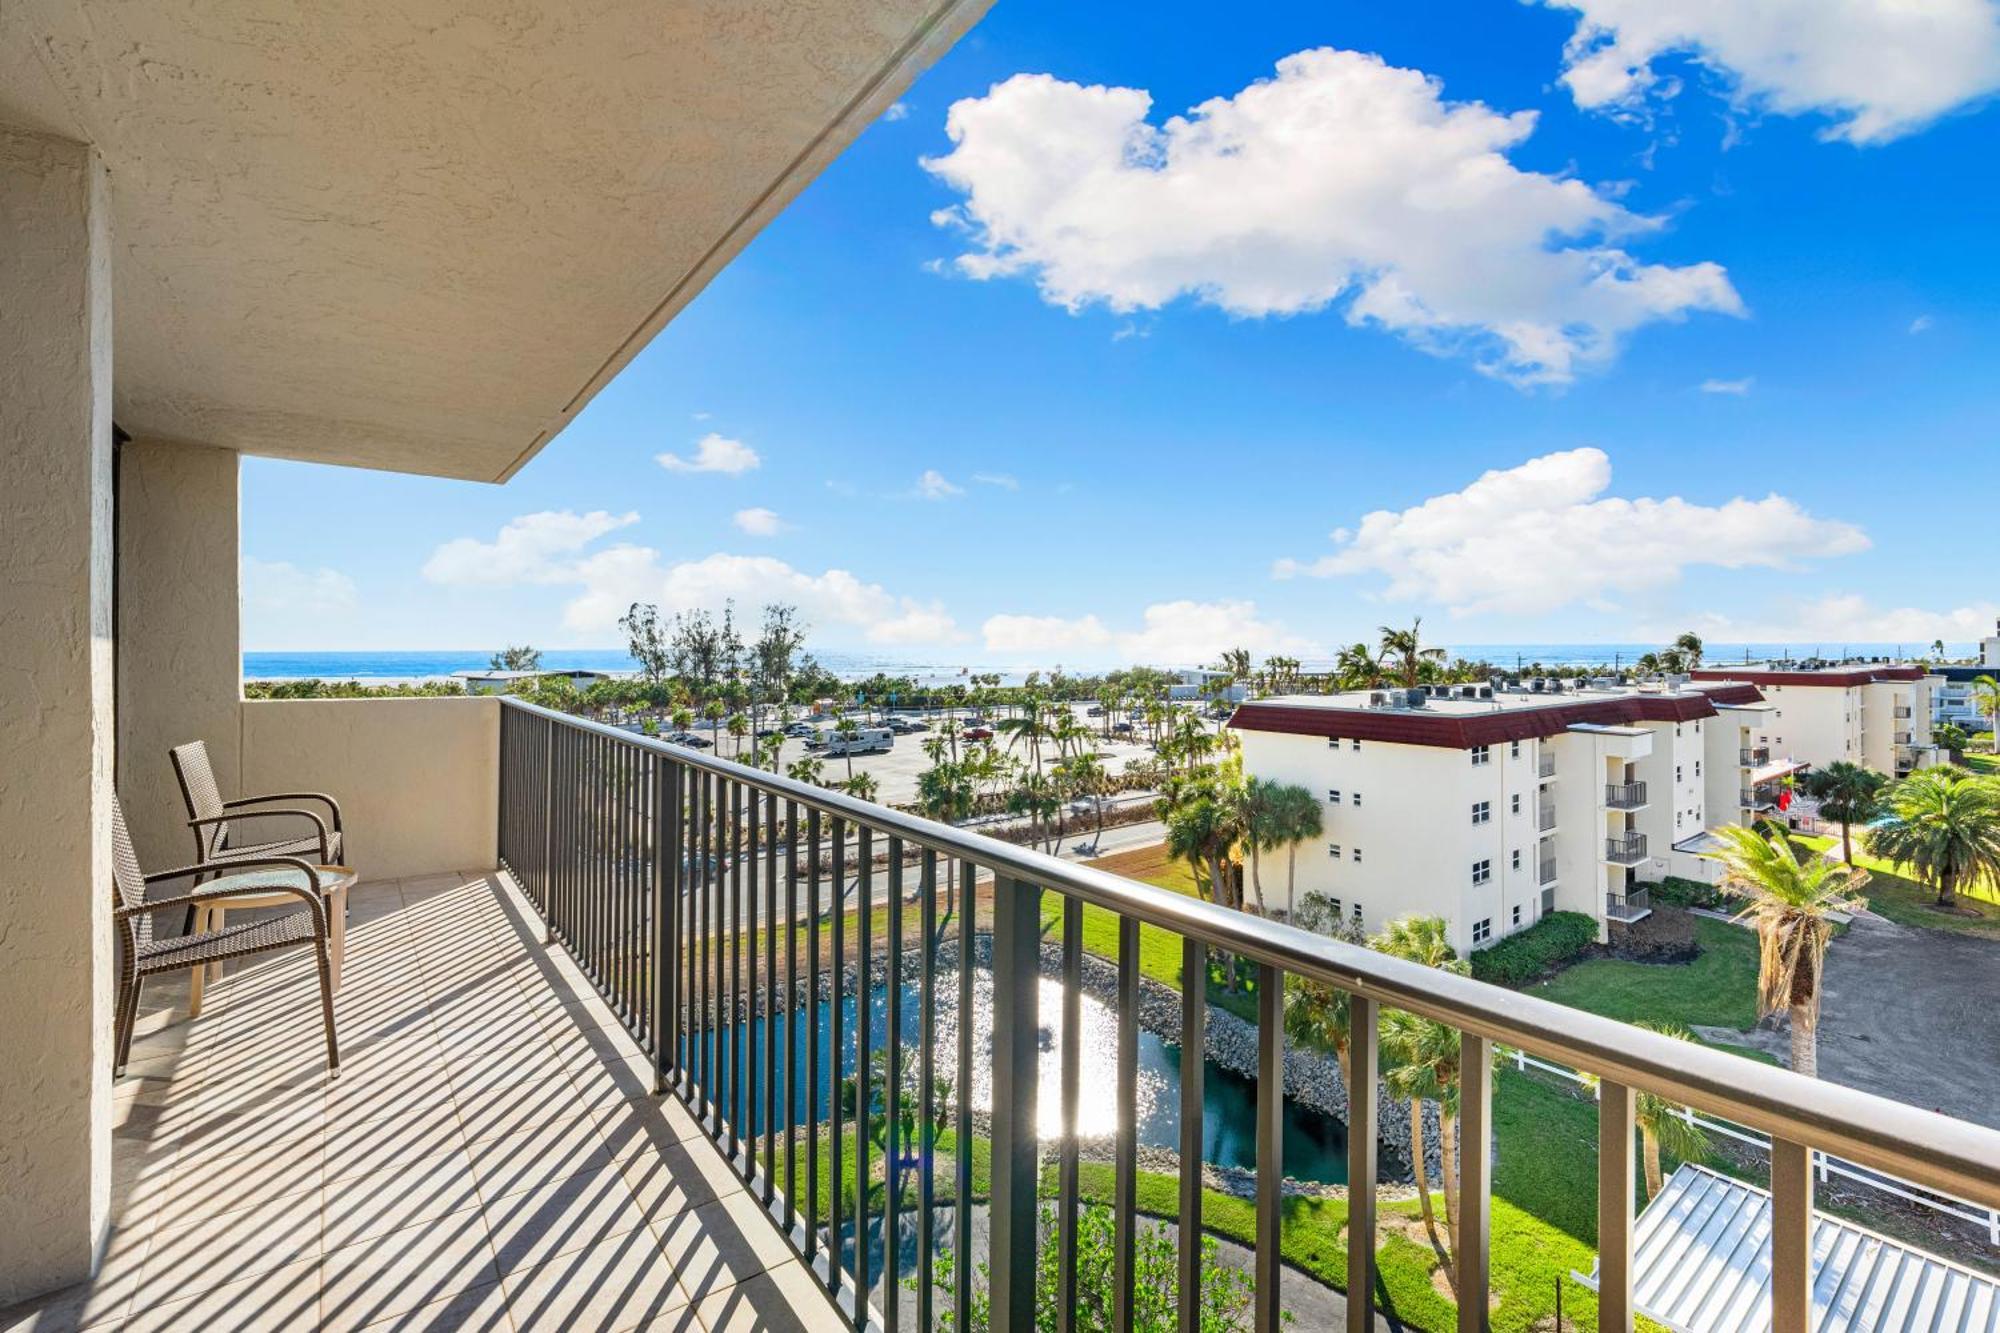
[0,871,839,1332]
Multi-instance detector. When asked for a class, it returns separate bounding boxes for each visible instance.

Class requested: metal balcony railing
[1537,752,1555,779]
[1741,745,1770,766]
[495,697,2000,1333]
[1894,731,1913,746]
[1894,707,1913,720]
[1605,888,1652,922]
[1742,788,1776,810]
[1538,858,1557,886]
[1604,781,1647,810]
[1536,803,1557,832]
[1605,833,1649,864]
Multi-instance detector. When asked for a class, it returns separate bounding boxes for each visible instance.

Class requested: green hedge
[1471,910,1598,987]
[1650,874,1725,910]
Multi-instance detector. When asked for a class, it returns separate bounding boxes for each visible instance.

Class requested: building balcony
[1894,731,1913,746]
[1740,745,1770,766]
[1604,781,1648,811]
[14,697,2000,1332]
[1538,858,1558,886]
[1536,803,1558,832]
[1605,887,1652,923]
[1894,707,1913,720]
[1742,788,1777,811]
[1537,752,1556,779]
[1605,833,1649,865]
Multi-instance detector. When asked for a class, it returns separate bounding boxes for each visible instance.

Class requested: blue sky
[242,0,2000,666]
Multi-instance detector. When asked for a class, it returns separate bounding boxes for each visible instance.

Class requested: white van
[821,726,893,757]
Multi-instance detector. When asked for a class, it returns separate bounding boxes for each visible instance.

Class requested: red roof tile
[1227,689,1755,750]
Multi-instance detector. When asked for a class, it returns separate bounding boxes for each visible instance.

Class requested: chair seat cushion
[135,910,317,975]
[218,829,342,865]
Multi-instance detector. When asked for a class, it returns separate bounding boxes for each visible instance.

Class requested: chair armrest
[189,807,332,855]
[124,859,327,933]
[224,792,342,830]
[143,854,322,885]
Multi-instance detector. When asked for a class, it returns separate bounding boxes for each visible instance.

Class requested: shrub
[1470,910,1597,987]
[1651,874,1724,910]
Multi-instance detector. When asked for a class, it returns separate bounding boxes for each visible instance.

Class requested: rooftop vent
[1368,691,1388,708]
[1405,687,1426,708]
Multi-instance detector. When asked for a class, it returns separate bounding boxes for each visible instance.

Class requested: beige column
[116,440,242,869]
[0,126,116,1304]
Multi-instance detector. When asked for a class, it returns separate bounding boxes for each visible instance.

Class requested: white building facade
[1688,663,1941,776]
[1229,679,1767,956]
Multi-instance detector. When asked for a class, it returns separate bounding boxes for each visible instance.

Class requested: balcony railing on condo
[1604,781,1647,810]
[1742,788,1776,811]
[1537,751,1555,779]
[1894,731,1913,746]
[1537,858,1557,886]
[1894,706,1913,720]
[1740,745,1770,766]
[1605,888,1651,922]
[494,698,2000,1333]
[1536,803,1557,832]
[1605,833,1649,864]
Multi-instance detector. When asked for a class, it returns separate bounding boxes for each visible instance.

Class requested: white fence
[1506,1048,2000,1246]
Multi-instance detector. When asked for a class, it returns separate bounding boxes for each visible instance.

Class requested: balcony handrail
[496,696,2000,1211]
[1604,781,1647,807]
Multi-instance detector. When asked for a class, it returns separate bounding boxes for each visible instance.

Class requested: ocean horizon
[242,641,1977,686]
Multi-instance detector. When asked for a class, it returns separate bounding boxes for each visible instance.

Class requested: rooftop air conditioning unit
[1368,691,1387,707]
[1478,685,1493,699]
[1549,680,1565,693]
[1405,688,1426,708]
[1528,678,1544,693]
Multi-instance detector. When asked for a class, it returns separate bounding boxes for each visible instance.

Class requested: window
[1471,859,1491,885]
[1352,791,1362,807]
[1327,842,1341,858]
[1327,788,1340,804]
[1511,904,1522,927]
[1471,801,1490,825]
[1510,793,1521,815]
[1351,902,1364,922]
[1675,765,1682,783]
[1695,760,1702,777]
[1327,896,1342,915]
[1353,847,1363,863]
[1510,740,1521,758]
[1351,738,1361,752]
[1511,849,1522,871]
[1471,744,1491,766]
[1472,918,1493,944]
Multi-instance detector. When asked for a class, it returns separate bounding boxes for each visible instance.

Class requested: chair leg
[314,946,340,1075]
[114,977,142,1075]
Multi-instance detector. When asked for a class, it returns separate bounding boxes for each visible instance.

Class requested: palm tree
[1800,761,1888,864]
[1631,1022,1709,1200]
[727,711,750,759]
[1163,791,1242,910]
[1378,617,1445,689]
[1269,783,1323,913]
[833,717,861,783]
[1709,826,1869,1077]
[1237,777,1281,915]
[786,755,826,787]
[1971,675,2000,752]
[757,733,784,774]
[844,771,879,804]
[1869,766,2000,908]
[1673,631,1705,668]
[1334,642,1385,690]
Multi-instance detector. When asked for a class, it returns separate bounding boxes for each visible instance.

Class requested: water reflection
[697,965,1404,1186]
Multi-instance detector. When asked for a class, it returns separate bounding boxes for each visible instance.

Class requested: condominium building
[1928,622,2000,730]
[1687,662,1942,776]
[1229,678,1769,956]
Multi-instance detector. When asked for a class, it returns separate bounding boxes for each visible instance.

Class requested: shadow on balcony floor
[0,870,838,1332]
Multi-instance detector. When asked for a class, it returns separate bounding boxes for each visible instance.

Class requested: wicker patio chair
[112,798,339,1076]
[169,738,344,872]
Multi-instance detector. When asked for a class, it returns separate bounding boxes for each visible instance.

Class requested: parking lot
[652,700,1177,806]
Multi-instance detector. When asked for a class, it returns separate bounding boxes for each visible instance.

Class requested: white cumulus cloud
[1273,447,1869,616]
[1541,0,2000,145]
[422,510,638,586]
[913,469,965,500]
[982,600,1316,667]
[923,49,1742,386]
[732,507,787,537]
[657,433,761,475]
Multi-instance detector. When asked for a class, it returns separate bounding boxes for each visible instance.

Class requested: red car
[962,725,994,741]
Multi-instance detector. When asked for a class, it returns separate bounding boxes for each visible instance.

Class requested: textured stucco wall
[0,126,115,1305]
[240,698,498,880]
[116,440,240,870]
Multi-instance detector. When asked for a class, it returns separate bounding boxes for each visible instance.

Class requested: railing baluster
[953,859,973,1333]
[1597,1078,1635,1332]
[1347,995,1378,1333]
[1058,895,1083,1333]
[1179,938,1207,1333]
[806,806,822,1267]
[1255,965,1283,1333]
[744,783,758,1181]
[1456,1032,1491,1333]
[884,833,903,1333]
[764,791,779,1206]
[730,779,744,1163]
[1770,1137,1813,1333]
[829,816,846,1296]
[854,823,873,1321]
[917,848,938,1333]
[1115,916,1139,1333]
[989,874,1041,1333]
[698,769,713,1125]
[785,799,801,1230]
[653,755,678,1094]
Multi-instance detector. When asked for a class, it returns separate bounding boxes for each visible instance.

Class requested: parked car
[664,731,712,748]
[962,725,994,742]
[1086,705,1104,717]
[1111,722,1133,735]
[783,721,818,739]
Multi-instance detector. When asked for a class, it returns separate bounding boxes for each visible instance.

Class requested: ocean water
[242,641,1973,685]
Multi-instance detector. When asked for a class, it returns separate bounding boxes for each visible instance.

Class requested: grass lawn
[1964,751,1998,777]
[1793,833,2000,939]
[1526,916,1760,1031]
